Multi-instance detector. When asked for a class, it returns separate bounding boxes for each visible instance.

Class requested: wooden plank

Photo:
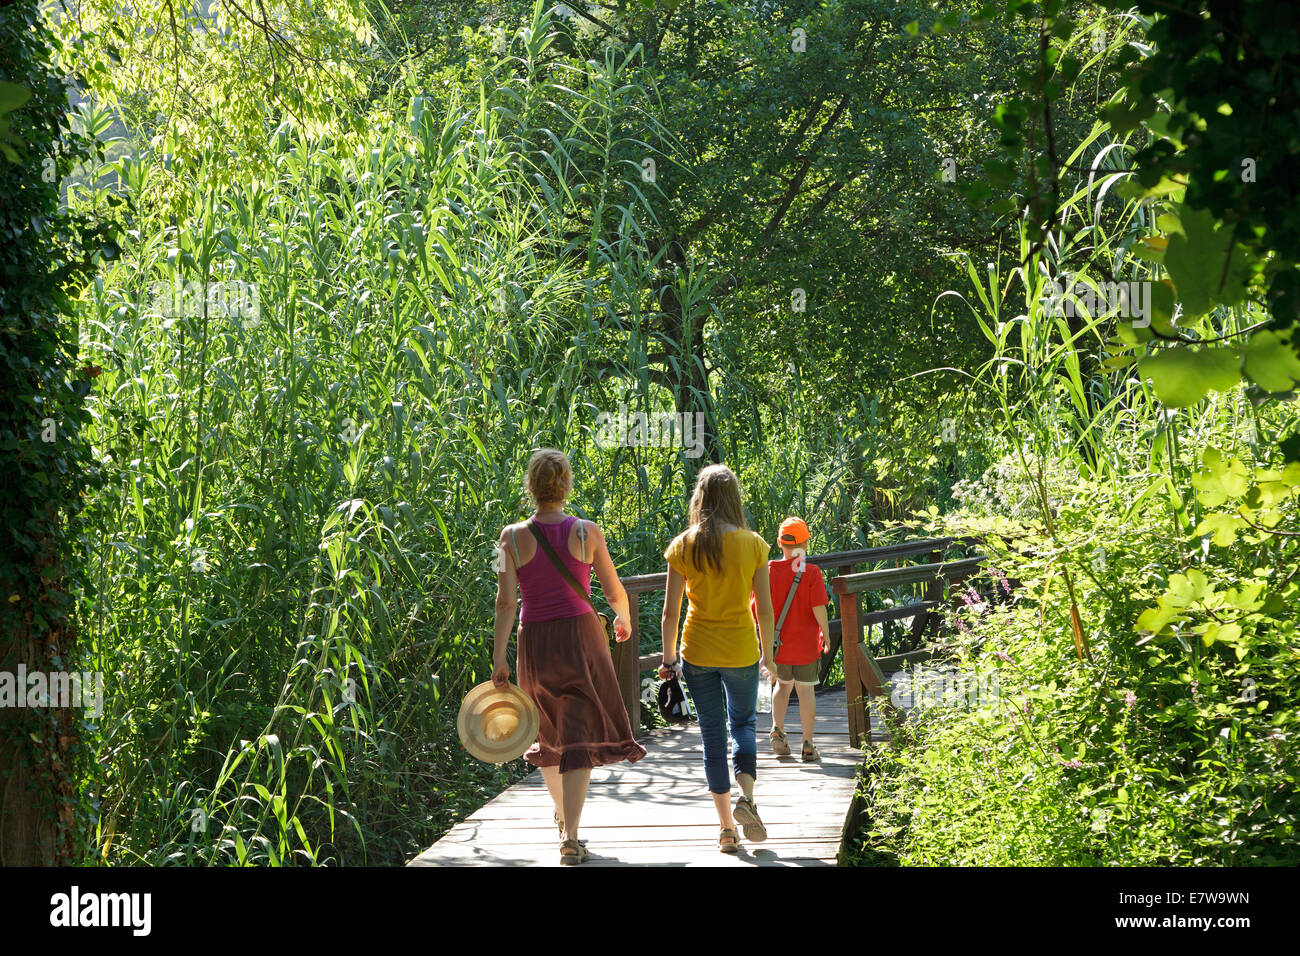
[859,600,939,628]
[467,779,857,797]
[468,786,858,803]
[452,806,855,826]
[408,684,869,867]
[411,842,843,867]
[875,648,933,672]
[439,822,849,843]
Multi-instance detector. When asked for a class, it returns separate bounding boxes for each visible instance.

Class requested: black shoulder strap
[526,518,599,617]
[773,569,803,654]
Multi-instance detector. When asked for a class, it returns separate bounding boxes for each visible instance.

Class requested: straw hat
[457,680,540,764]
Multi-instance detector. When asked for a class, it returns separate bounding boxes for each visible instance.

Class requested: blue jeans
[682,659,758,794]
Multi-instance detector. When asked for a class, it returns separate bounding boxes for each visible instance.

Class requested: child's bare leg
[772,679,793,731]
[735,771,756,801]
[795,682,817,743]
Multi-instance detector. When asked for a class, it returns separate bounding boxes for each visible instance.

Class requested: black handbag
[657,673,693,723]
[526,519,615,644]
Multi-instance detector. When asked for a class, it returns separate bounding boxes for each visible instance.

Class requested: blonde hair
[685,464,747,574]
[525,448,572,506]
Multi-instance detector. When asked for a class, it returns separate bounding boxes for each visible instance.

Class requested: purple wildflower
[994,650,1012,664]
[960,586,988,615]
[1060,759,1083,770]
[1123,691,1136,709]
[989,567,1013,596]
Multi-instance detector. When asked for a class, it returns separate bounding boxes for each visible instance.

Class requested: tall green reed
[73,6,699,863]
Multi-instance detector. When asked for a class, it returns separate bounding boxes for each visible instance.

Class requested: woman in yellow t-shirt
[659,464,775,853]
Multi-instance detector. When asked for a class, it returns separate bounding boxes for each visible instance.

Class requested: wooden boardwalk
[409,685,888,867]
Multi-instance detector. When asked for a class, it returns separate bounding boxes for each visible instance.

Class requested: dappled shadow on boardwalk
[408,686,875,867]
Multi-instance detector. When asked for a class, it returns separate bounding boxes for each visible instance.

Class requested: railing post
[910,549,943,643]
[818,591,843,687]
[614,591,641,731]
[840,588,867,748]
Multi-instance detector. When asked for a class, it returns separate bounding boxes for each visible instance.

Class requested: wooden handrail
[834,553,991,746]
[618,537,972,596]
[621,572,668,595]
[802,537,970,569]
[607,536,984,734]
[831,556,986,595]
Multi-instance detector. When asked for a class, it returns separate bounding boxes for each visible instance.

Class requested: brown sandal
[732,795,767,842]
[769,726,792,756]
[718,827,740,854]
[560,838,589,865]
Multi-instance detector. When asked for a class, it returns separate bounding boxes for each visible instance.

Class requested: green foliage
[1099,0,1300,330]
[860,453,1298,865]
[32,0,1300,868]
[1139,346,1240,408]
[1,1,108,637]
[931,1,1300,449]
[854,82,1300,863]
[65,1,830,864]
[395,0,1054,474]
[61,0,376,193]
[0,0,114,862]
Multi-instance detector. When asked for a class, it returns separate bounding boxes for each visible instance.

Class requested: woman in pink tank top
[514,514,596,621]
[491,449,646,865]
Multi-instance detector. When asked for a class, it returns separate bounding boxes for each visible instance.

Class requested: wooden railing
[832,554,985,747]
[608,535,984,735]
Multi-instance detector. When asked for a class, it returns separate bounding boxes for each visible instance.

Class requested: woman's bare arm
[491,526,519,686]
[587,522,631,641]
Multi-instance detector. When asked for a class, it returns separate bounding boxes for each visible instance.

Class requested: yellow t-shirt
[664,527,770,668]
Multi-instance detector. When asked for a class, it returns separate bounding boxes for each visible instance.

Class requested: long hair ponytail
[686,464,747,574]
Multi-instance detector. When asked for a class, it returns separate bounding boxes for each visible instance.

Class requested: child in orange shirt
[758,517,830,761]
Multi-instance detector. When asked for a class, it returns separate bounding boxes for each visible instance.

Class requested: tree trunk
[657,237,722,498]
[0,552,79,866]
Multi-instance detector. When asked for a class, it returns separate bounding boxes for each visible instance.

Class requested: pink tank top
[516,515,595,623]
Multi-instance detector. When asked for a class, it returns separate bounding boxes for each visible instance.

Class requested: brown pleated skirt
[517,611,648,772]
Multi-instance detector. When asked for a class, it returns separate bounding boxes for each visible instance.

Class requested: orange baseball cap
[778,517,810,545]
